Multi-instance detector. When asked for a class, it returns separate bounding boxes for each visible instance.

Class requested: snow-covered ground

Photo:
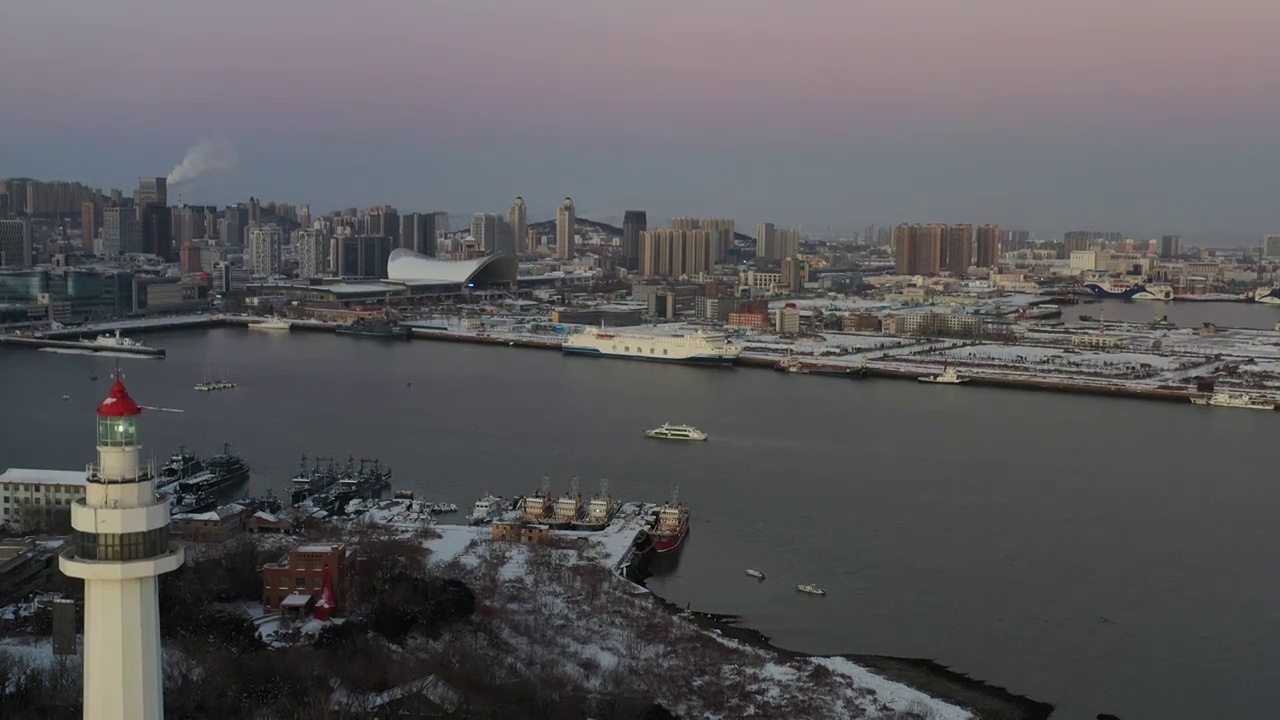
[928,343,1194,375]
[427,534,972,719]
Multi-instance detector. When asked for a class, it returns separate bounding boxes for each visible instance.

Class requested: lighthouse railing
[85,459,156,484]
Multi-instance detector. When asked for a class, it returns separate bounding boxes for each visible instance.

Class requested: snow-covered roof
[0,468,86,486]
[294,543,341,554]
[253,510,280,522]
[280,592,312,608]
[173,503,246,522]
[387,248,518,284]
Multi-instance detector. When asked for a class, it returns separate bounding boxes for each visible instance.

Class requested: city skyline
[3,1,1279,242]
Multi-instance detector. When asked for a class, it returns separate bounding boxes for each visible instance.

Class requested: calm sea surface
[3,300,1279,720]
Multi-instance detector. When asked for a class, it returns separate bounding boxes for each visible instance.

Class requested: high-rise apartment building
[368,206,399,246]
[622,210,647,271]
[134,177,167,207]
[139,204,173,260]
[943,224,973,274]
[247,224,283,277]
[755,223,776,261]
[1159,235,1181,260]
[295,229,329,278]
[223,205,249,248]
[399,212,437,256]
[639,229,716,277]
[777,228,799,261]
[0,218,33,268]
[556,198,576,260]
[1264,235,1280,260]
[508,197,528,254]
[470,213,513,254]
[102,206,140,256]
[976,224,1002,268]
[892,224,944,275]
[1063,231,1095,259]
[81,201,101,248]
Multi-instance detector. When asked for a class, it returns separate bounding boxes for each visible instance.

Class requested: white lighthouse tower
[60,372,183,720]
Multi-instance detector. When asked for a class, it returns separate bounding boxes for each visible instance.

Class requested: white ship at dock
[562,326,741,366]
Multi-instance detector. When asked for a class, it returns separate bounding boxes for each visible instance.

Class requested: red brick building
[261,543,351,613]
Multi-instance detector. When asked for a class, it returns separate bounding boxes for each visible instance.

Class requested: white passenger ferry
[645,424,709,441]
[562,326,741,366]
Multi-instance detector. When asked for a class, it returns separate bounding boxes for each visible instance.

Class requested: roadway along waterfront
[4,324,1280,720]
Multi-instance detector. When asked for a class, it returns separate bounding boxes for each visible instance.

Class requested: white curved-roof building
[386,248,518,285]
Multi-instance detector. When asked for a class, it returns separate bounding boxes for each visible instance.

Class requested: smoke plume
[166,135,238,185]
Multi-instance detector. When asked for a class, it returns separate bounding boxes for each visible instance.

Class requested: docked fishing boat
[647,488,689,554]
[521,477,554,522]
[468,495,505,525]
[746,569,766,580]
[573,479,620,531]
[774,352,808,374]
[796,583,826,596]
[248,318,292,331]
[1190,391,1276,410]
[547,477,584,530]
[645,423,709,441]
[918,362,968,384]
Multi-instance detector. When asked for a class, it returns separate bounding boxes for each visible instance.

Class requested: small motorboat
[88,373,98,381]
[61,395,71,402]
[746,569,766,580]
[796,583,826,596]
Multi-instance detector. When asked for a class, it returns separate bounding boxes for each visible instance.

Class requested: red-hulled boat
[648,489,689,553]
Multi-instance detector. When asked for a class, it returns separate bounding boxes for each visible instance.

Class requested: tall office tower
[247,224,283,277]
[110,188,123,205]
[0,218,33,268]
[777,228,800,261]
[943,224,973,275]
[639,229,715,277]
[223,204,249,247]
[892,223,944,275]
[295,229,329,278]
[556,197,576,259]
[622,210,647,271]
[248,197,261,224]
[179,243,203,274]
[335,235,393,278]
[81,201,101,247]
[171,206,196,246]
[1063,231,1094,258]
[508,197,528,254]
[298,204,311,230]
[1159,235,1181,259]
[755,222,777,261]
[134,177,167,207]
[976,224,1002,267]
[139,204,173,260]
[102,206,141,256]
[59,374,183,720]
[398,214,416,251]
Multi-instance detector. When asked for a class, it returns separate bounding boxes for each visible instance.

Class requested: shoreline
[644,592,1053,720]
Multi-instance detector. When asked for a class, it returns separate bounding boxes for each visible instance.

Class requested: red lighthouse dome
[97,375,142,418]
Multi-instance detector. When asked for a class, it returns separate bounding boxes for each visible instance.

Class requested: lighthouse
[60,372,183,720]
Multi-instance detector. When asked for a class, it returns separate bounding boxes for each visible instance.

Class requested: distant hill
[528,217,624,236]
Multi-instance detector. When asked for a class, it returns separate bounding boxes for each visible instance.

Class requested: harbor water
[3,303,1280,720]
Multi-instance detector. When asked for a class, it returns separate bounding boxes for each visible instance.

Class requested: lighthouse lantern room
[60,370,183,720]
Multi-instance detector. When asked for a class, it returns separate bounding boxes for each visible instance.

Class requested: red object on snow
[97,372,142,417]
[314,566,335,621]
